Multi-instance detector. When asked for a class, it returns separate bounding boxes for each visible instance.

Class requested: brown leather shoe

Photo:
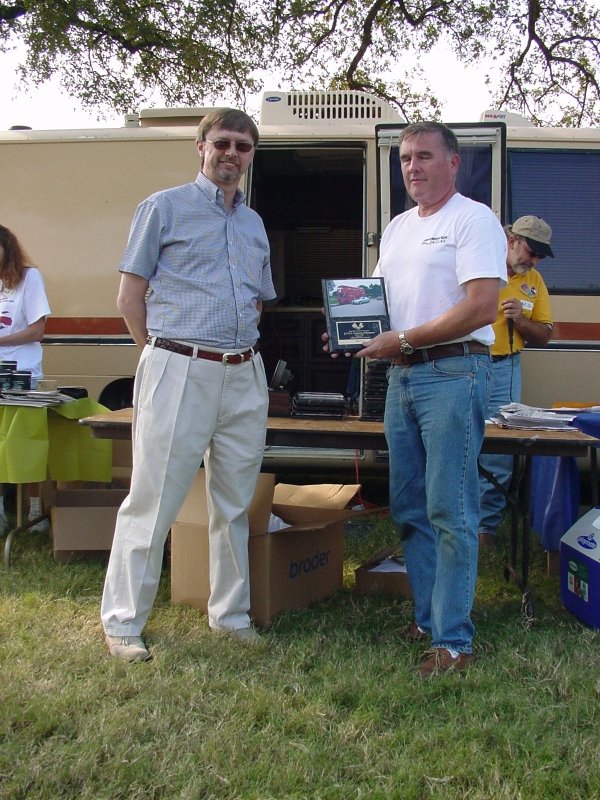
[419,647,476,678]
[400,621,429,642]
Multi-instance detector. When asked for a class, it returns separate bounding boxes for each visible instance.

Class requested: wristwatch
[398,331,415,355]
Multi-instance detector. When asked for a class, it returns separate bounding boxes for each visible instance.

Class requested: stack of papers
[0,390,74,407]
[495,402,578,430]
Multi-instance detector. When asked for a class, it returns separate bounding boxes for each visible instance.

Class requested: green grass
[1,511,600,800]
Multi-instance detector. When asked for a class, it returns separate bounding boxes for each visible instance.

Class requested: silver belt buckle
[222,352,239,365]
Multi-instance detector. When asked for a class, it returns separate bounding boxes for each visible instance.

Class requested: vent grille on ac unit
[260,91,402,125]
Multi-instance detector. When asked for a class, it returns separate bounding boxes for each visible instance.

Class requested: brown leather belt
[392,341,490,367]
[148,336,254,365]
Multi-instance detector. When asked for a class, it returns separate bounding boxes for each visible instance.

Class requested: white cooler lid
[561,507,600,563]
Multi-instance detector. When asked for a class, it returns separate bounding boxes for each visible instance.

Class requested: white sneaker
[212,626,262,644]
[105,634,151,662]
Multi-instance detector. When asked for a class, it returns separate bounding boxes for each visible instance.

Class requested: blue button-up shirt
[119,172,276,348]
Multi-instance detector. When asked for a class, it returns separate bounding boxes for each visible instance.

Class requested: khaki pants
[101,343,268,636]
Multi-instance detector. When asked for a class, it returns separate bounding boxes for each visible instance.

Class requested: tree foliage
[0,0,598,125]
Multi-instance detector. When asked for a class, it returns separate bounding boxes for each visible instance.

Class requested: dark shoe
[105,634,151,662]
[400,621,429,642]
[419,647,476,678]
[478,532,496,550]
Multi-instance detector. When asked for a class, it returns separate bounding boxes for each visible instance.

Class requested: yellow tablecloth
[0,398,112,484]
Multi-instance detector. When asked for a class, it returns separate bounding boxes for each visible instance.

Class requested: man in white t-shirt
[356,122,507,677]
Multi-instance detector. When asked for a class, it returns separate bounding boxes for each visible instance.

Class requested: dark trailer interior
[250,144,365,399]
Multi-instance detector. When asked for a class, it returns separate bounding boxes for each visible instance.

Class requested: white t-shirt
[0,267,51,379]
[374,193,507,346]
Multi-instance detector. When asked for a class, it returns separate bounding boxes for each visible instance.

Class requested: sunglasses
[204,138,254,153]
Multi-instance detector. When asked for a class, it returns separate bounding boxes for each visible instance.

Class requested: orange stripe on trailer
[44,317,129,335]
[43,318,600,341]
[552,322,600,342]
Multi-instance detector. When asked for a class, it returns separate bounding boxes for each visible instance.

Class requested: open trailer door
[376,121,507,234]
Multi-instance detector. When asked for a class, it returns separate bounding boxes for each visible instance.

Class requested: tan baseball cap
[511,215,554,258]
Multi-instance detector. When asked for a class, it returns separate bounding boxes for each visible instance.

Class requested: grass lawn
[1,503,600,799]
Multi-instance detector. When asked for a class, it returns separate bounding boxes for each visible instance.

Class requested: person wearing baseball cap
[478,216,554,549]
[511,215,555,259]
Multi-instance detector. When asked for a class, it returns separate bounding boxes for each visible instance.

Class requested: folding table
[80,409,600,619]
[1,398,112,566]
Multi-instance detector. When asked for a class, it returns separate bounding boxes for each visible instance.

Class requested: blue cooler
[560,507,600,628]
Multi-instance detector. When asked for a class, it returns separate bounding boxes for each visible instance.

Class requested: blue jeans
[478,354,521,535]
[384,353,491,653]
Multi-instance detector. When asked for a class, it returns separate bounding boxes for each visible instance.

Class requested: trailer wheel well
[98,377,134,410]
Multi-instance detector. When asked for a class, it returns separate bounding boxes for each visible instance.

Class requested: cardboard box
[112,438,133,481]
[560,507,600,628]
[354,545,413,599]
[170,471,360,625]
[43,479,129,562]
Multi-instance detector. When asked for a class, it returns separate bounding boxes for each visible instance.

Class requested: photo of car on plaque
[322,277,391,353]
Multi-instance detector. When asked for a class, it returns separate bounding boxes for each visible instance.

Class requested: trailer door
[376,122,506,234]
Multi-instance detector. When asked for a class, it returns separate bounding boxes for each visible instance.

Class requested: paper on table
[0,397,58,407]
[0,390,74,407]
[497,402,577,430]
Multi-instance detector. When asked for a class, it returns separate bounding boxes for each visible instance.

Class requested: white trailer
[1,91,598,468]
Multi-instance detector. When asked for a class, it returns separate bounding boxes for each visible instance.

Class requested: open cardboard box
[354,544,413,599]
[42,478,129,562]
[171,470,360,625]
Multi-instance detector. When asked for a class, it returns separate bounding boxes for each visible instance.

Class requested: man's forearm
[119,300,148,348]
[123,312,148,348]
[117,274,150,348]
[513,316,552,347]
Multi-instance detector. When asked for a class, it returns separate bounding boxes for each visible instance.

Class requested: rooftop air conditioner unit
[480,109,532,127]
[260,90,402,126]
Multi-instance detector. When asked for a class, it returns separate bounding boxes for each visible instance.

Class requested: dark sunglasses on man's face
[204,138,254,153]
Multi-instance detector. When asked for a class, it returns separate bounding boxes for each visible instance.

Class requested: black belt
[148,336,254,365]
[491,353,518,362]
[392,341,490,367]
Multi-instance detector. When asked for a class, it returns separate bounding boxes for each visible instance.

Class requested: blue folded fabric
[571,412,600,440]
[530,456,580,551]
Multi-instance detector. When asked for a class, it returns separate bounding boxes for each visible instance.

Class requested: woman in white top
[0,225,51,383]
[0,225,52,528]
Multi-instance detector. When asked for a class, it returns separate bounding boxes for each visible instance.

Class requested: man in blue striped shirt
[101,108,276,661]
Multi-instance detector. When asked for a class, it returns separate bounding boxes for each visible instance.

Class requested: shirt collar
[195,171,246,209]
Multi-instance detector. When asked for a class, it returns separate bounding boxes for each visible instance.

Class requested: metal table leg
[4,484,50,568]
[480,453,535,624]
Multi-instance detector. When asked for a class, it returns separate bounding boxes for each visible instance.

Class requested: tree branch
[0,0,26,23]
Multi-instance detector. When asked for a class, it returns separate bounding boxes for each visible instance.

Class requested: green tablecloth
[0,398,112,484]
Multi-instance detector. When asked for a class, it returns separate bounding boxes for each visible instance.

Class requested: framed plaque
[322,278,391,353]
